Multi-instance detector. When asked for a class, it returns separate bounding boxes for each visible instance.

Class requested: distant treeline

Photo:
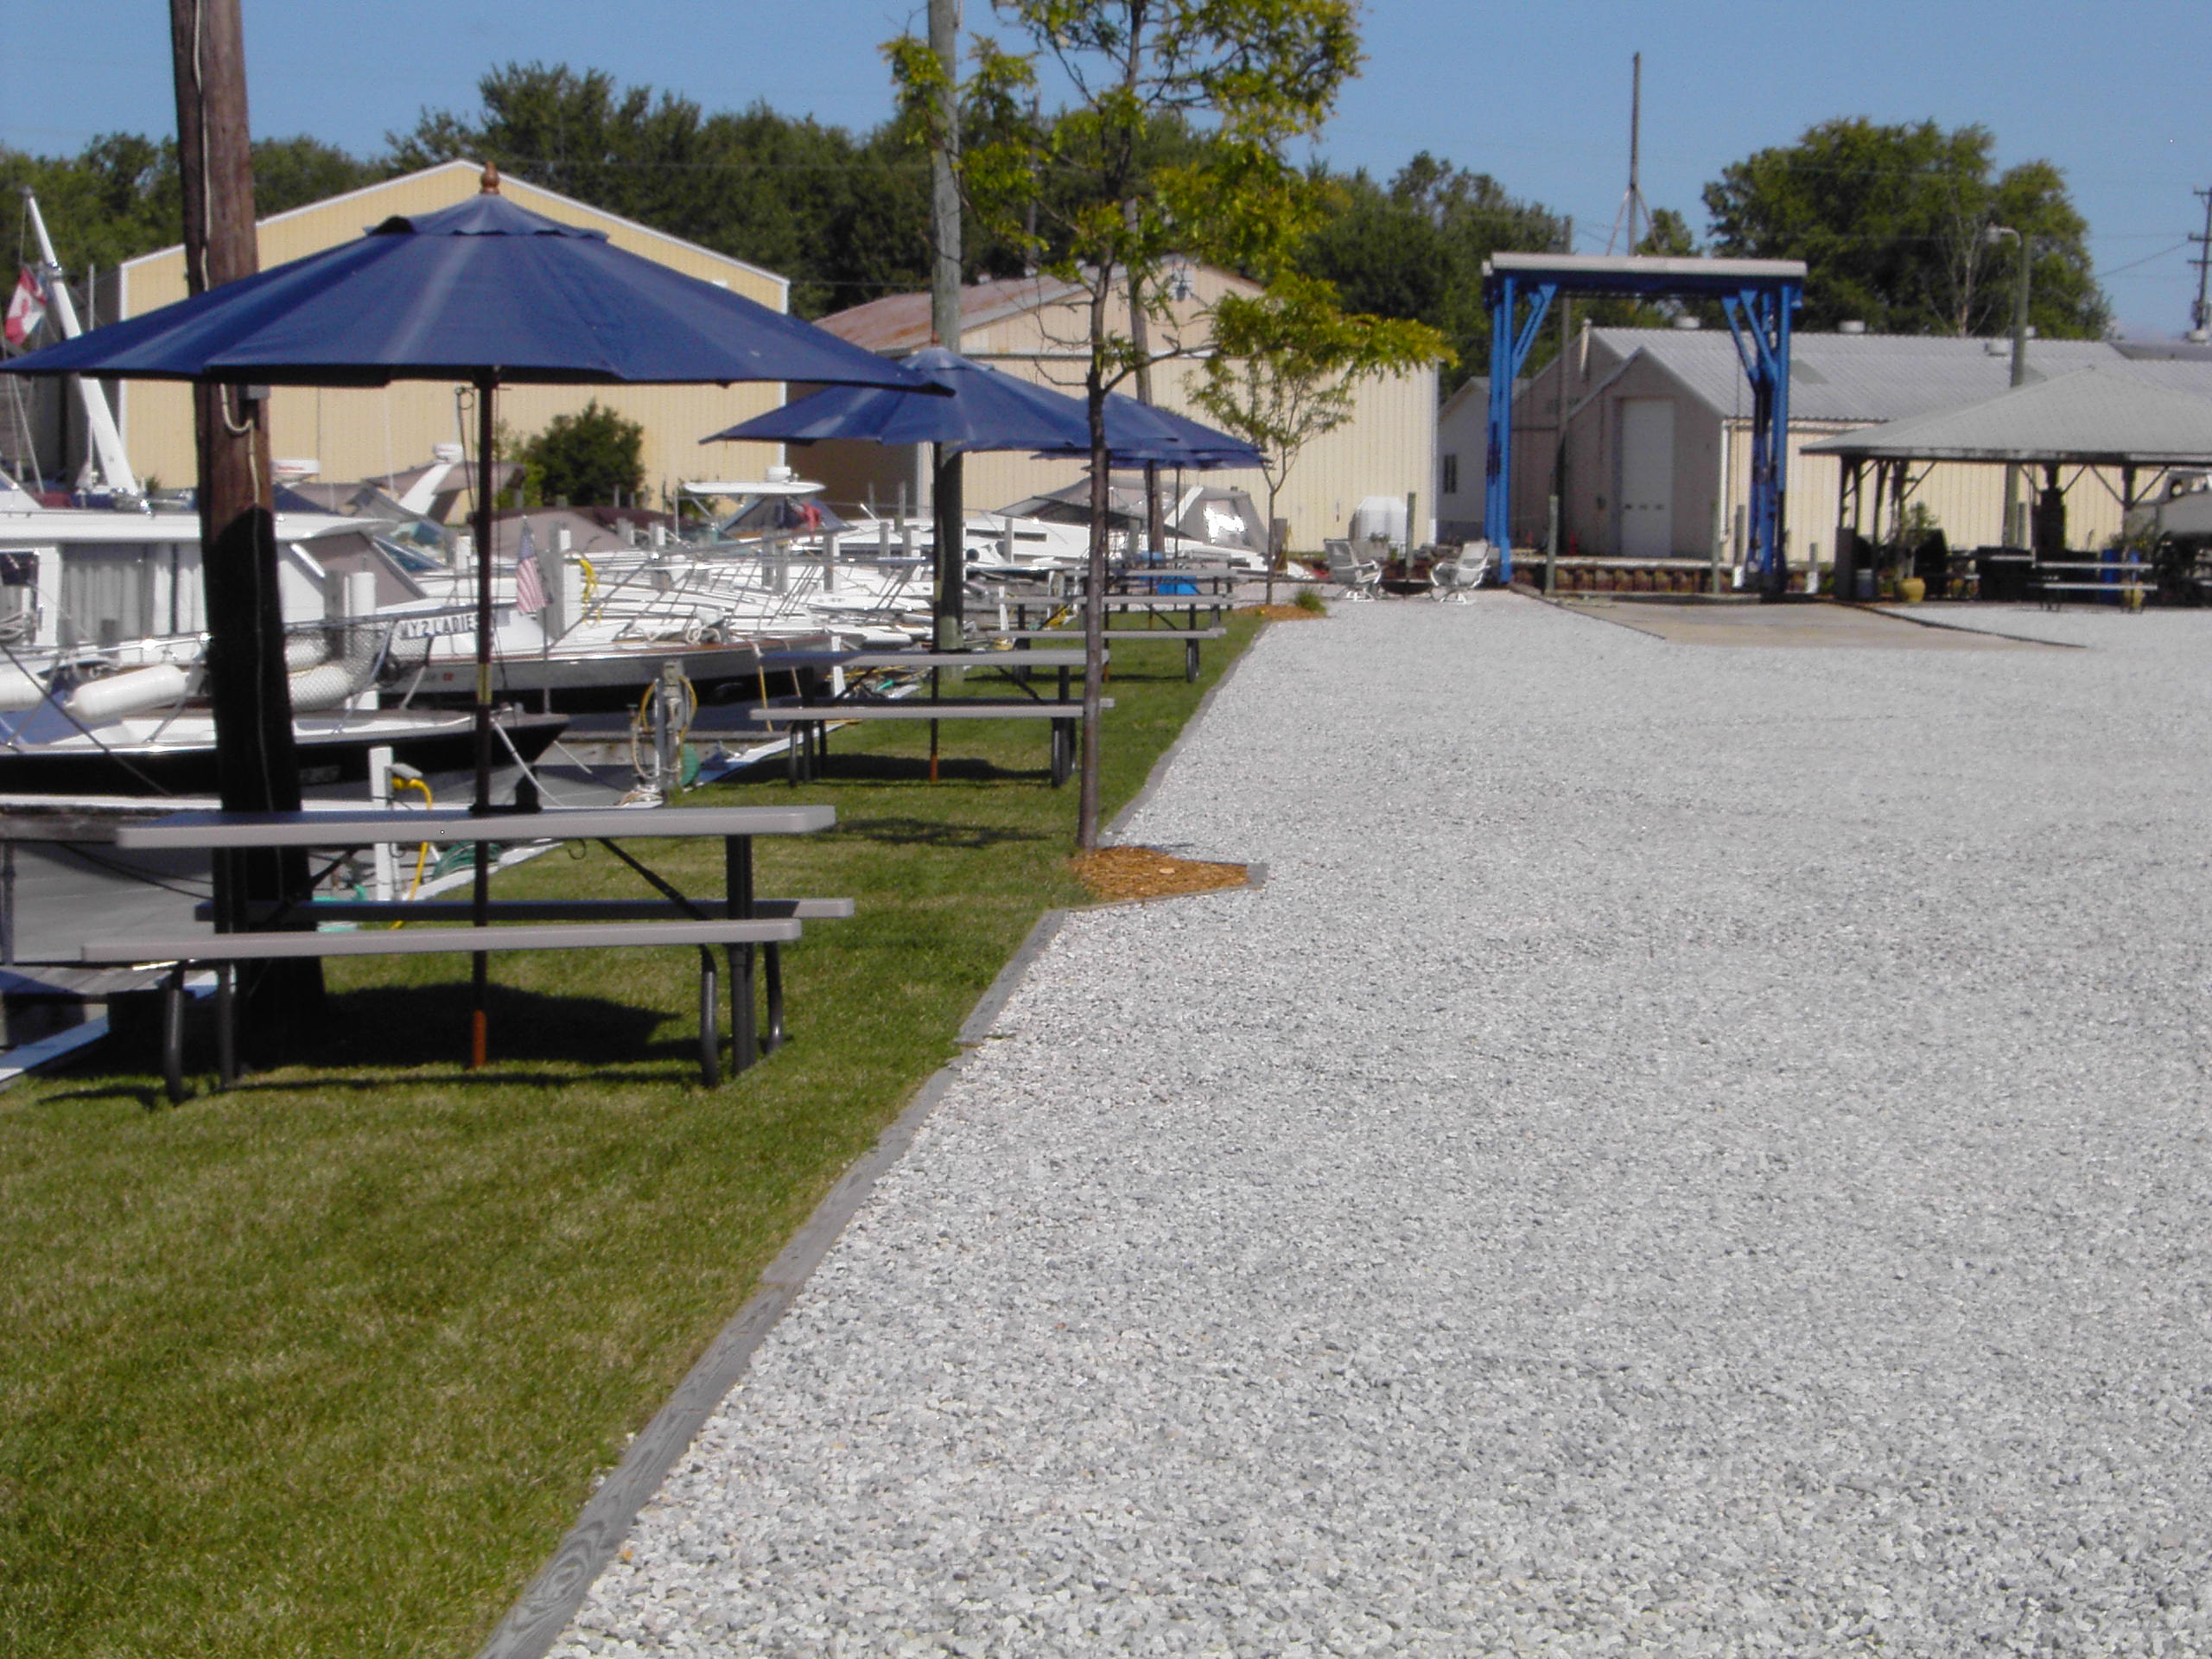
[1,65,2105,397]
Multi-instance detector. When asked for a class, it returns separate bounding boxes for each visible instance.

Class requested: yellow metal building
[105,161,786,503]
[794,265,1438,553]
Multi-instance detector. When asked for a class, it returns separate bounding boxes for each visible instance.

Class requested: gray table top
[112,803,836,850]
[771,649,1094,670]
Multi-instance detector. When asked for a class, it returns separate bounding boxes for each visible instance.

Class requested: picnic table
[89,804,842,1099]
[743,649,1105,786]
[979,597,1230,680]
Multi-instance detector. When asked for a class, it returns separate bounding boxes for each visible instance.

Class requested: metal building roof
[1802,367,2212,464]
[1590,328,2159,424]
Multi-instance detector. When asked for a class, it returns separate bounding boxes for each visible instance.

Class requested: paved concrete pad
[1559,596,2047,650]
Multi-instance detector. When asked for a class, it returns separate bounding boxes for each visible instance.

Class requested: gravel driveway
[559,594,2212,1656]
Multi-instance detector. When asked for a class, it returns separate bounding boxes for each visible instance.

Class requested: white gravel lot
[559,594,2212,1656]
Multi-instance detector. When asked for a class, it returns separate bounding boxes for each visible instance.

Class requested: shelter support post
[1721,283,1799,598]
[1483,275,1556,582]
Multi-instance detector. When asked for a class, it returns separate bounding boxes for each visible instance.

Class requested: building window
[1441,453,1459,494]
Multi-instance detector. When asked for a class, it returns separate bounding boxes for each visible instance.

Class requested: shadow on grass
[37,982,696,1109]
[836,816,1055,849]
[810,753,1058,785]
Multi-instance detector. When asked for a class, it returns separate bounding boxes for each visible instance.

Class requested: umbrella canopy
[706,346,1262,467]
[0,190,937,392]
[1031,397,1265,468]
[0,173,941,1068]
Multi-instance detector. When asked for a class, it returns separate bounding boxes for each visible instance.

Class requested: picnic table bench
[988,626,1227,681]
[2032,560,2149,608]
[90,804,840,1100]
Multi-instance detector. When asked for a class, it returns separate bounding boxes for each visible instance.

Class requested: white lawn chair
[1323,537,1382,601]
[1428,539,1492,603]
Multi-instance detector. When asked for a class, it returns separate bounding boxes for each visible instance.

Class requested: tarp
[1804,367,2212,466]
[995,478,1269,556]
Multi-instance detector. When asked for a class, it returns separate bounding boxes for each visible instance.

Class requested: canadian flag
[3,268,47,348]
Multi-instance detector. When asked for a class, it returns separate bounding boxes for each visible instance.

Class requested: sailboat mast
[20,189,139,493]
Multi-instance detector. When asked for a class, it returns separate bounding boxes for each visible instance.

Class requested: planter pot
[1898,576,1926,603]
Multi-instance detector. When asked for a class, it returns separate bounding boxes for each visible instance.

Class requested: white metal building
[792,269,1437,553]
[1504,326,2212,572]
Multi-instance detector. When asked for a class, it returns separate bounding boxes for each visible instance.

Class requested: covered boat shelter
[1481,253,1806,592]
[1804,367,2212,582]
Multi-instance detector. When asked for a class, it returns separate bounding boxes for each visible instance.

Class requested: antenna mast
[1605,54,1652,256]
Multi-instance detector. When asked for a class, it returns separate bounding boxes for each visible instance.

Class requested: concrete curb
[474,1056,970,1659]
[475,616,1266,1659]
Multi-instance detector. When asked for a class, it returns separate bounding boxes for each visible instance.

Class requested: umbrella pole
[470,375,496,1067]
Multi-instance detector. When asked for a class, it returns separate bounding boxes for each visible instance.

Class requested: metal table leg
[215,963,237,1089]
[764,943,786,1051]
[697,947,721,1085]
[163,962,189,1105]
[726,834,756,1070]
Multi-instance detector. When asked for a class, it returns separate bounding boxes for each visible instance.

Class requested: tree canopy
[1295,153,1563,393]
[1702,118,2107,338]
[516,399,645,507]
[0,134,372,286]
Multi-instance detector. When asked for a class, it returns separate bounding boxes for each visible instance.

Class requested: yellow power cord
[392,774,435,925]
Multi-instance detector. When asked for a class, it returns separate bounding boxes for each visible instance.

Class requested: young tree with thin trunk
[893,0,1361,850]
[1191,271,1448,604]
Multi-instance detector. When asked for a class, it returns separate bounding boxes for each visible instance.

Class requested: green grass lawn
[0,617,1261,1659]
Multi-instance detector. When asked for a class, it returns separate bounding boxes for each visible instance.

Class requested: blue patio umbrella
[2,188,940,393]
[709,346,1262,467]
[2,172,938,1064]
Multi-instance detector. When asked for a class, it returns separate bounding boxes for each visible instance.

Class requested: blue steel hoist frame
[1480,255,1804,594]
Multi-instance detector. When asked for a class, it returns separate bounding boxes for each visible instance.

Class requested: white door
[1618,398,1675,559]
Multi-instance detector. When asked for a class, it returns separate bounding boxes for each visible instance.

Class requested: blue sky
[3,1,2204,334]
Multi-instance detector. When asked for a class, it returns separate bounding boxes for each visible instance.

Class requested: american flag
[513,518,547,614]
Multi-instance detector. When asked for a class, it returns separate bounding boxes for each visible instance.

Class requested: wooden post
[928,0,964,652]
[169,0,321,1041]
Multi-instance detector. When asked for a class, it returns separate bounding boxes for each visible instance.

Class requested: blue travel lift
[1480,254,1807,595]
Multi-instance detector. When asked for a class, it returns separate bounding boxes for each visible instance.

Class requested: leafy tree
[1296,153,1560,393]
[1190,270,1449,598]
[250,137,378,217]
[893,0,1362,848]
[518,399,644,506]
[1702,118,2106,337]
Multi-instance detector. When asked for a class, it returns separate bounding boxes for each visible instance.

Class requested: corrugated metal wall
[115,162,786,504]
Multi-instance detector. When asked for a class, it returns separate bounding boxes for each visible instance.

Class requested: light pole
[1985,224,2032,546]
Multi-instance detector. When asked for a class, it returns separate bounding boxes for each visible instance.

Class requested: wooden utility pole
[928,0,966,650]
[168,0,321,1039]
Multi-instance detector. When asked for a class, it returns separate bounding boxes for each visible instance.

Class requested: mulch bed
[1071,845,1251,903]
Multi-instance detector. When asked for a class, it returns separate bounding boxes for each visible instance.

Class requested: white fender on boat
[0,664,48,711]
[65,663,191,721]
